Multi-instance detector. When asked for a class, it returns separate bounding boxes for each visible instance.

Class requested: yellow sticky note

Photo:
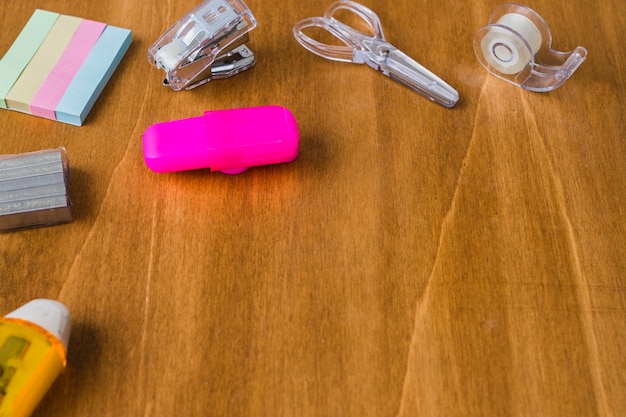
[5,15,82,113]
[0,10,59,109]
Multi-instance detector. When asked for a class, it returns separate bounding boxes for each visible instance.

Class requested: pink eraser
[142,105,299,174]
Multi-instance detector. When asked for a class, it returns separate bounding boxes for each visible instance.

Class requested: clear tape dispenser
[148,0,257,91]
[474,3,587,92]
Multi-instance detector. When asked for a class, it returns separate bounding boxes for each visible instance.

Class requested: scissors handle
[292,1,384,62]
[292,17,355,62]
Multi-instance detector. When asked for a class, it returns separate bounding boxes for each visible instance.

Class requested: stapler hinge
[162,44,255,90]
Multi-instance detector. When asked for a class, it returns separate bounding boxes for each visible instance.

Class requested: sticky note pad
[30,20,107,119]
[0,10,132,125]
[55,25,132,126]
[0,10,59,108]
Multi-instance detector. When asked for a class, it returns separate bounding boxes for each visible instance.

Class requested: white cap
[5,299,72,353]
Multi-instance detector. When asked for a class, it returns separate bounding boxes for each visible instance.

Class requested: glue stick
[0,299,71,417]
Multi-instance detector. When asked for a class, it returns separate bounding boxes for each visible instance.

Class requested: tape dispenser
[474,3,587,92]
[148,0,257,91]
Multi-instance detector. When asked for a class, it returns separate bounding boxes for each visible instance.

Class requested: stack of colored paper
[0,10,132,126]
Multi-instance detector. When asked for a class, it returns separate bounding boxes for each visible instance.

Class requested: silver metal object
[0,148,72,232]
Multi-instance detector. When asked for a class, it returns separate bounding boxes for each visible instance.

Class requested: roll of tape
[480,13,542,75]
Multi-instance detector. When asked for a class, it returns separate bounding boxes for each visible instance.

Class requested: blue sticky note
[54,25,132,126]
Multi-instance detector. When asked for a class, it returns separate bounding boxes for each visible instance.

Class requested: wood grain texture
[0,1,624,416]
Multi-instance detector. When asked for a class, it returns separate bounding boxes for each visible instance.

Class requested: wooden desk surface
[1,0,624,416]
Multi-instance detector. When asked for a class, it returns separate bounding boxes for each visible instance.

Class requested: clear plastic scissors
[293,1,459,108]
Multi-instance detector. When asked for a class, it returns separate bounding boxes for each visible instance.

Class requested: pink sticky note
[30,19,106,119]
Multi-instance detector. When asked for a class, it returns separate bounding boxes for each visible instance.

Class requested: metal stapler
[148,0,257,91]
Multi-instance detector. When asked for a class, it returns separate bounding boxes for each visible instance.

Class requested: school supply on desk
[143,106,299,174]
[0,9,132,126]
[474,3,587,91]
[292,1,458,108]
[148,0,257,91]
[0,148,72,232]
[0,299,71,417]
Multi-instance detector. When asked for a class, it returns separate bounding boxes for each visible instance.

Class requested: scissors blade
[361,39,459,108]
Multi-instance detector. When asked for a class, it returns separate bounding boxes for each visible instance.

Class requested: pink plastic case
[142,105,299,174]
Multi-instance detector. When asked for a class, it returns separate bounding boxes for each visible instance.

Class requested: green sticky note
[5,15,82,113]
[0,10,59,109]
